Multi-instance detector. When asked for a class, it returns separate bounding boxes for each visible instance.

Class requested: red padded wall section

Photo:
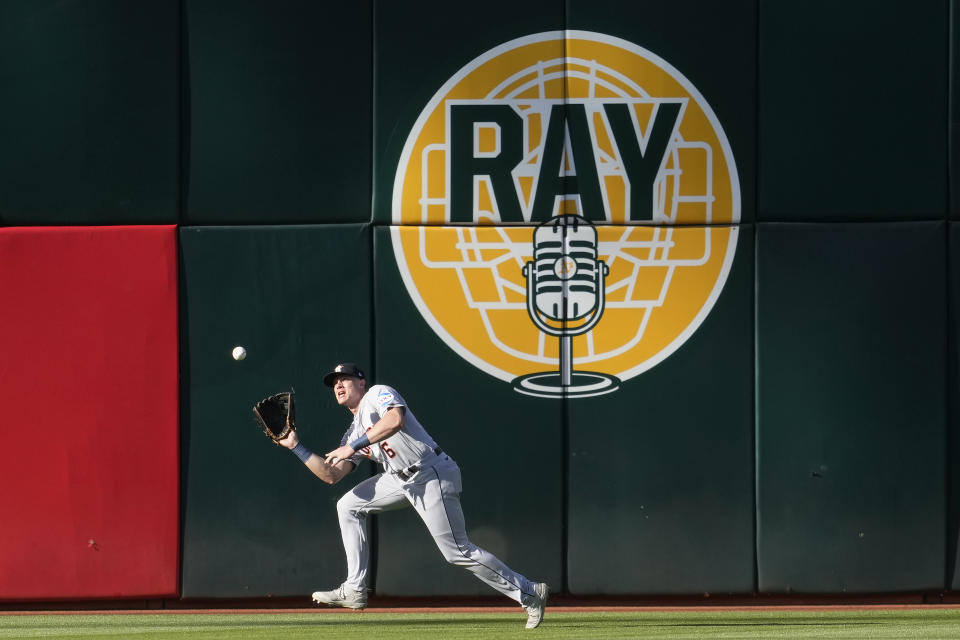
[0,226,179,600]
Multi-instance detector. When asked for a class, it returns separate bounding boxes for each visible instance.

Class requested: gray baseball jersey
[339,384,438,472]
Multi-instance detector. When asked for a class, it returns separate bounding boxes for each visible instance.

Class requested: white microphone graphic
[514,214,620,398]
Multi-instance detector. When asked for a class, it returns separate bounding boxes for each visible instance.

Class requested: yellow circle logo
[392,31,740,398]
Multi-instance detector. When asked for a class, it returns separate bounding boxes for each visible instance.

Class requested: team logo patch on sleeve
[378,389,398,411]
[392,31,740,399]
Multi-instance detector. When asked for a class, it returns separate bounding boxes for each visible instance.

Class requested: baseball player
[278,362,548,629]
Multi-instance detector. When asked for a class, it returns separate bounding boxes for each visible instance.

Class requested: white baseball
[232,346,247,361]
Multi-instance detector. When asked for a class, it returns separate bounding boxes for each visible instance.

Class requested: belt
[396,447,443,481]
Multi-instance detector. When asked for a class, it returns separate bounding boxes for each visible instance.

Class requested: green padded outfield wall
[567,227,755,595]
[0,0,180,225]
[185,0,372,224]
[951,223,960,590]
[952,0,960,220]
[179,225,373,597]
[562,0,757,594]
[758,0,948,221]
[3,0,960,602]
[757,223,946,592]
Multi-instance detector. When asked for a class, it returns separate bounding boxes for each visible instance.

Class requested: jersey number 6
[379,441,397,458]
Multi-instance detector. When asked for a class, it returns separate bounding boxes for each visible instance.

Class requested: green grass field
[4,609,960,640]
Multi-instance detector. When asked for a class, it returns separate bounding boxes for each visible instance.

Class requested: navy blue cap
[323,362,366,387]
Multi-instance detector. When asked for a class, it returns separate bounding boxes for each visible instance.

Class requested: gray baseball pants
[336,454,536,604]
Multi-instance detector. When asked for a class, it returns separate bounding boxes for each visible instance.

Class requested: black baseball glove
[253,391,296,443]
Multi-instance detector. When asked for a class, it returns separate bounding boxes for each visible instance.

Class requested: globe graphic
[392,33,740,397]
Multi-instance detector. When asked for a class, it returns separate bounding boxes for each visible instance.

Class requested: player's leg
[407,457,539,604]
[337,471,407,590]
[314,472,406,608]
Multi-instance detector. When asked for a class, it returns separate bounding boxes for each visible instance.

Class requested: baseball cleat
[311,583,367,610]
[523,582,549,629]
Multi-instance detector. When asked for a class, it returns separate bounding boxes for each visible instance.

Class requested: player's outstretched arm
[278,430,354,484]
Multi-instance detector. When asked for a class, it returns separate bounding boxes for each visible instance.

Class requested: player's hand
[325,444,355,466]
[277,430,299,450]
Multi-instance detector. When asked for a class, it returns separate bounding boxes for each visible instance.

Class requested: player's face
[332,375,365,409]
